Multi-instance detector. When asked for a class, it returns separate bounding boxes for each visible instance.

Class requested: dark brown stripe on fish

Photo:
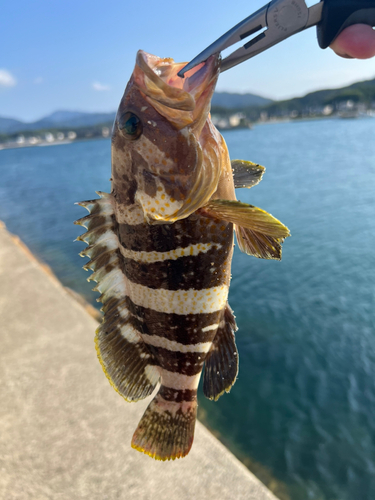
[117,215,233,253]
[121,247,229,291]
[146,345,205,376]
[159,386,197,402]
[125,297,221,344]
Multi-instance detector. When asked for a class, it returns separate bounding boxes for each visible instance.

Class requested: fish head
[111,50,223,223]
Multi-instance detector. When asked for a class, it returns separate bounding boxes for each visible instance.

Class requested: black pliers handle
[318,0,375,48]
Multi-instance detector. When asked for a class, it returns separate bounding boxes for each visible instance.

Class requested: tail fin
[131,391,197,461]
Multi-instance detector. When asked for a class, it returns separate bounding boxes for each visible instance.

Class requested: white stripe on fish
[141,334,212,353]
[125,279,229,315]
[94,266,228,315]
[201,323,219,333]
[119,241,221,263]
[157,368,202,390]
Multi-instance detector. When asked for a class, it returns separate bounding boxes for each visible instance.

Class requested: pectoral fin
[203,200,290,238]
[203,304,239,401]
[231,160,265,189]
[202,199,290,260]
[235,225,284,260]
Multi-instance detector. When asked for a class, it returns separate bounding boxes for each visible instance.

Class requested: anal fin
[203,303,239,401]
[96,303,160,402]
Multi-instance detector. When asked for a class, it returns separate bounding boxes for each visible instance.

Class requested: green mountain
[244,78,375,118]
[209,78,375,121]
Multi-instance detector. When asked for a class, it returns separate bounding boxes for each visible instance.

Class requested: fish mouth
[133,50,221,130]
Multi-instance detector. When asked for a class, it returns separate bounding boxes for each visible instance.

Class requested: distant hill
[33,110,116,129]
[212,92,273,108]
[252,78,375,117]
[0,111,116,134]
[0,116,25,134]
[40,111,89,124]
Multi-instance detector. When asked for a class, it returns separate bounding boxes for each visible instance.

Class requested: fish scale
[75,50,290,460]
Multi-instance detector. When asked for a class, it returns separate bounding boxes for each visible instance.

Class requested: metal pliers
[178,0,375,77]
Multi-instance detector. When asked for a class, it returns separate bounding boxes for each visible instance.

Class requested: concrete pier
[0,223,278,500]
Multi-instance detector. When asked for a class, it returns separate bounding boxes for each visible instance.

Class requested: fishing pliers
[178,0,375,76]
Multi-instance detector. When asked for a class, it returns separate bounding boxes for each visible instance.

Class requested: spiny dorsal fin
[231,160,265,189]
[202,199,290,260]
[203,303,239,401]
[75,192,160,402]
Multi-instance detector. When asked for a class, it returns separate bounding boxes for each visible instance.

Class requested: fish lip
[135,50,221,109]
[179,53,221,95]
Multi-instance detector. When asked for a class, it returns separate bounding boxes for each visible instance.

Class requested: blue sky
[1,0,374,122]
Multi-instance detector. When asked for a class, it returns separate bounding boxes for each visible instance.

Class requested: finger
[330,24,375,59]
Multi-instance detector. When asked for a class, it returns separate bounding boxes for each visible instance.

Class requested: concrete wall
[0,223,278,500]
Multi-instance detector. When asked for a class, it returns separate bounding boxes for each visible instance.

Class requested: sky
[1,0,374,122]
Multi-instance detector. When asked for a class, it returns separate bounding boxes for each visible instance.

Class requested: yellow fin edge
[94,328,141,404]
[208,382,235,402]
[130,442,187,461]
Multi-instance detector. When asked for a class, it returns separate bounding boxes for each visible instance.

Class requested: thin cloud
[34,77,43,84]
[92,81,111,91]
[0,69,17,87]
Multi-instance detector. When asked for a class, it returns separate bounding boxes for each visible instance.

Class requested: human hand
[330,24,375,59]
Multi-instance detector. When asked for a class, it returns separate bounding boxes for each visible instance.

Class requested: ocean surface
[1,118,375,500]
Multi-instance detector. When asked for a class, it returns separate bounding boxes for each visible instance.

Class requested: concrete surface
[0,223,278,500]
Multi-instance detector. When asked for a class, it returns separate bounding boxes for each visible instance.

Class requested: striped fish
[75,50,290,461]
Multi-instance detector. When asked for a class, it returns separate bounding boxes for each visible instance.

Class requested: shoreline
[2,112,374,151]
[0,135,110,151]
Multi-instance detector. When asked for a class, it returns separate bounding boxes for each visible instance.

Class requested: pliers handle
[318,0,375,48]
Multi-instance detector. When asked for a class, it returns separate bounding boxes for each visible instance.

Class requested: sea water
[1,118,374,500]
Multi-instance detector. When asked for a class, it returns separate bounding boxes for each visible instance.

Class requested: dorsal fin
[203,303,239,401]
[231,160,265,189]
[75,192,160,402]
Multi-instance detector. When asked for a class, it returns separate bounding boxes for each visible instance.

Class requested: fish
[74,50,290,461]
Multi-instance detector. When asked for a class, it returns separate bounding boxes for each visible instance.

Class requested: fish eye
[118,112,143,140]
